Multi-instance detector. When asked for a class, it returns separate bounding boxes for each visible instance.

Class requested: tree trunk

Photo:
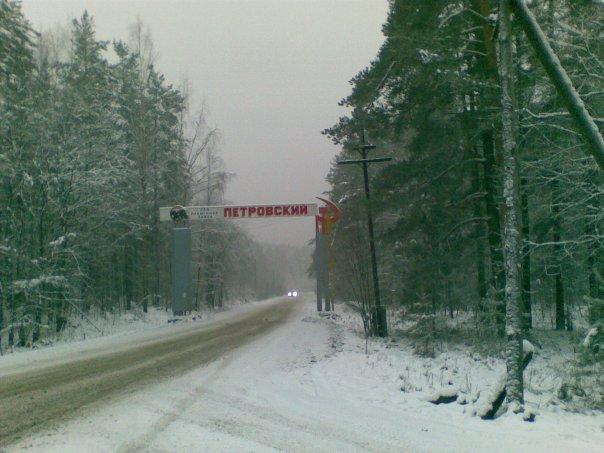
[55,299,67,333]
[481,129,506,333]
[551,179,566,330]
[124,244,133,311]
[498,0,524,409]
[586,209,603,324]
[0,290,3,352]
[588,247,598,302]
[32,295,42,344]
[8,291,15,347]
[152,119,160,312]
[474,0,506,331]
[520,176,532,331]
[471,145,488,313]
[475,0,498,74]
[554,268,565,330]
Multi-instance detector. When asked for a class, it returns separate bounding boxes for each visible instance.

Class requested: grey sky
[22,0,388,245]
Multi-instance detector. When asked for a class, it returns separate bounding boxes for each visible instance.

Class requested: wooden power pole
[337,131,391,337]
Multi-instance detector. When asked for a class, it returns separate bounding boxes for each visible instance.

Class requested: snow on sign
[159,203,318,222]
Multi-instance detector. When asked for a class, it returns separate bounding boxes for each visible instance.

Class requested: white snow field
[4,295,603,452]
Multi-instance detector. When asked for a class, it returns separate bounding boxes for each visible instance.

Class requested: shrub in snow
[582,327,599,350]
[476,375,507,419]
[562,300,604,411]
[427,386,458,404]
[523,339,535,354]
[557,382,586,402]
[523,408,537,422]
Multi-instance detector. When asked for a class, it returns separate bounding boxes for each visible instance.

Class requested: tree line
[324,0,602,410]
[0,2,286,351]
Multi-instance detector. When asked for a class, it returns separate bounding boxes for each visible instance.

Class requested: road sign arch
[160,200,337,315]
[160,203,318,222]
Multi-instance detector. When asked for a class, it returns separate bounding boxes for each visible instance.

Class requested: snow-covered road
[0,298,294,446]
[3,295,603,452]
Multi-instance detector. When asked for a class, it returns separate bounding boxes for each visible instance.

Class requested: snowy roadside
[0,297,283,377]
[330,305,602,415]
[7,295,603,452]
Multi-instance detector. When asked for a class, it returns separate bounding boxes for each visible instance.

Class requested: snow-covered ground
[1,298,258,357]
[5,295,604,452]
[0,298,278,378]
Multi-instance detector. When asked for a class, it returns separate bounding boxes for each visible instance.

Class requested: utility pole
[337,131,391,337]
[510,0,604,171]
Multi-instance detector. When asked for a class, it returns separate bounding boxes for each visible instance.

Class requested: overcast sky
[22,0,388,246]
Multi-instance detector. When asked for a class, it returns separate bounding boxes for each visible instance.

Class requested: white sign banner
[160,203,318,222]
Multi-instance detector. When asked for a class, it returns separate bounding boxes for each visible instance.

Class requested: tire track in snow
[115,354,236,452]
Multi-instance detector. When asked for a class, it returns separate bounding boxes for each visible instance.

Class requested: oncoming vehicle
[287,290,299,298]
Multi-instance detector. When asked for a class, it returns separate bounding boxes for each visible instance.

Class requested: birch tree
[498,0,524,410]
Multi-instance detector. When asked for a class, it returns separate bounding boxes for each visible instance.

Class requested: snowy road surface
[0,298,294,446]
[2,295,603,452]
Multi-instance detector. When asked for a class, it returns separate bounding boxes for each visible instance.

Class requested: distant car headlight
[287,291,292,297]
[292,291,298,297]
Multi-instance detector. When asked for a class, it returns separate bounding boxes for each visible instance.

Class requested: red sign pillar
[315,199,340,312]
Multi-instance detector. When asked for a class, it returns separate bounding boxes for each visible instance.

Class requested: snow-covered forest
[324,0,602,412]
[0,0,603,448]
[0,2,305,352]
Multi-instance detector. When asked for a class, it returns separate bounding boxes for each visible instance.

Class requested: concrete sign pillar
[315,232,328,312]
[315,231,323,312]
[171,226,191,315]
